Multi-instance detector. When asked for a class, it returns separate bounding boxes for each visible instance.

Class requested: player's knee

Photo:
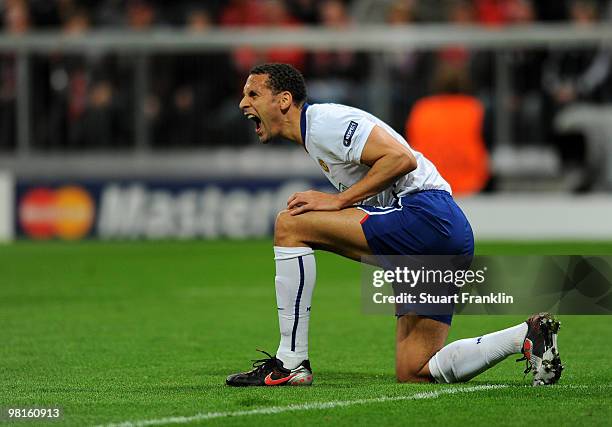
[274,210,301,246]
[396,372,426,383]
[396,366,431,384]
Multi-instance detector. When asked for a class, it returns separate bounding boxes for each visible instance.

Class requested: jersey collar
[300,102,310,152]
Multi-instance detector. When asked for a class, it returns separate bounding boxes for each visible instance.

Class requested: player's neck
[281,104,306,146]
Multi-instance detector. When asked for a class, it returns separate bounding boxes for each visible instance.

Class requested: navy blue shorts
[359,190,474,325]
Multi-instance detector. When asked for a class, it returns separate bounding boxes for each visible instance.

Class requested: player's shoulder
[308,103,370,121]
[306,103,379,159]
[307,103,374,138]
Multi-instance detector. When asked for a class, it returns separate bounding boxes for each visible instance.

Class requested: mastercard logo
[19,186,95,240]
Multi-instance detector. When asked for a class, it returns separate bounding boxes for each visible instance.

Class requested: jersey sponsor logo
[338,183,349,192]
[343,121,358,147]
[317,158,330,173]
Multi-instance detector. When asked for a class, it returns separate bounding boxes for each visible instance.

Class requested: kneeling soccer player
[226,63,562,387]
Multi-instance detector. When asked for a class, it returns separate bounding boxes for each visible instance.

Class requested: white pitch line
[97,384,507,427]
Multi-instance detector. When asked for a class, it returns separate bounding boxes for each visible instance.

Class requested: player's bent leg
[273,208,370,374]
[227,208,372,386]
[395,314,449,383]
[427,323,527,384]
[426,313,563,385]
[227,242,316,386]
[274,208,372,260]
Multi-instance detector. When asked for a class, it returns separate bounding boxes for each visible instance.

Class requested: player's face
[239,74,284,143]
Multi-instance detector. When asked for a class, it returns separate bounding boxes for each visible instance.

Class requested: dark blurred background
[2,0,612,194]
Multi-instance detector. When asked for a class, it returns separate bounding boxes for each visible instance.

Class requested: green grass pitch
[1,241,612,426]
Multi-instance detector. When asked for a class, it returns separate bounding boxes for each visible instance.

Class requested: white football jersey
[301,103,451,207]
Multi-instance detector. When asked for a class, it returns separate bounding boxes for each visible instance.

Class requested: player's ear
[279,91,293,110]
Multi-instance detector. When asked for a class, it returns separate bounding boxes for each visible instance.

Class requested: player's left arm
[287,125,417,215]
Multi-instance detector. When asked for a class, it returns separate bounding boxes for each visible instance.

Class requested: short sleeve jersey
[301,103,451,207]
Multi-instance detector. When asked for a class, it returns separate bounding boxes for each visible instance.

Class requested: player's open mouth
[246,114,262,134]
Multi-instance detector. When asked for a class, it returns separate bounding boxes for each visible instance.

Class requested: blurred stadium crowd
[1,0,612,169]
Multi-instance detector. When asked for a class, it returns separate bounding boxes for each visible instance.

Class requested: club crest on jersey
[343,121,358,147]
[318,158,330,173]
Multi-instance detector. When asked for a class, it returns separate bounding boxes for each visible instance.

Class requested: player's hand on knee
[287,190,343,215]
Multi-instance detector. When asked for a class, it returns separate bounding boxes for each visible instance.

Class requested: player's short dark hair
[249,63,307,106]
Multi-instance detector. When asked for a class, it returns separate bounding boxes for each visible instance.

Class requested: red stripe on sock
[360,213,369,224]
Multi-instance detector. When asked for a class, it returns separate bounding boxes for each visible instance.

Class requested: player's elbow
[393,152,417,176]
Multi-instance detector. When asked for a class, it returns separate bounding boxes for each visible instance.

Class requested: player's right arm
[336,125,416,208]
[287,125,416,215]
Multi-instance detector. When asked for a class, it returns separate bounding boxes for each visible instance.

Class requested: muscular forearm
[337,153,416,208]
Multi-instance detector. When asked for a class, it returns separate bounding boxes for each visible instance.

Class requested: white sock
[274,246,316,370]
[428,322,528,383]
